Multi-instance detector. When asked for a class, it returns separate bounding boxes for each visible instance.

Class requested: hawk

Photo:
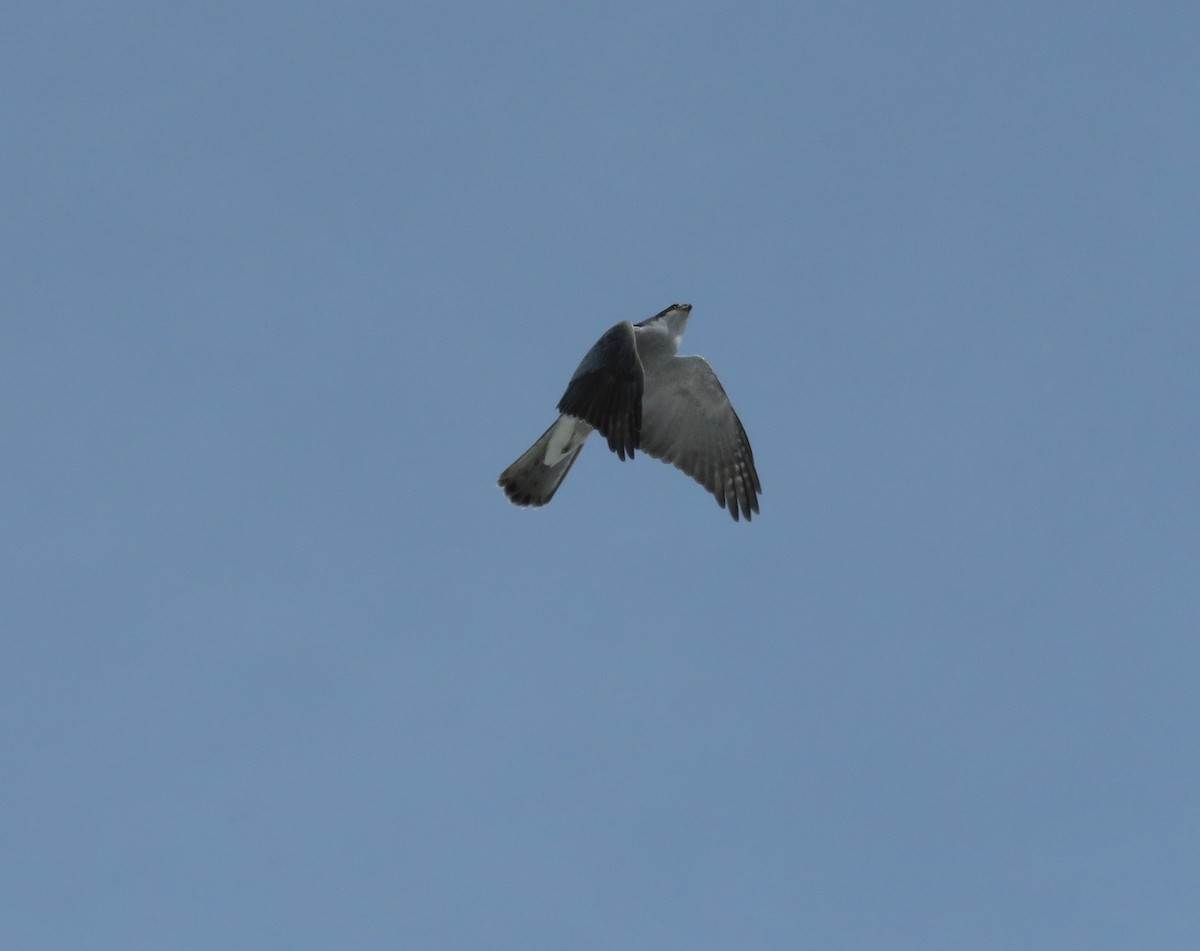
[498,304,761,521]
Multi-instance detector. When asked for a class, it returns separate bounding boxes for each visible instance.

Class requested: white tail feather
[498,416,590,507]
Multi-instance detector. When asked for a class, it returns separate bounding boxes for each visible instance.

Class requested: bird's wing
[557,320,643,460]
[640,355,761,521]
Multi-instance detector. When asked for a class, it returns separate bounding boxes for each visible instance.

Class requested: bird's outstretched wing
[640,355,761,521]
[556,320,643,460]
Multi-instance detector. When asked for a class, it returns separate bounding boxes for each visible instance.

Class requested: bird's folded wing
[557,320,643,460]
[640,355,761,521]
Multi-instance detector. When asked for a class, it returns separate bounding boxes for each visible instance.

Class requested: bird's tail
[498,417,587,507]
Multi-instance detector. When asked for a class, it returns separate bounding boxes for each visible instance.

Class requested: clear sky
[3,2,1198,948]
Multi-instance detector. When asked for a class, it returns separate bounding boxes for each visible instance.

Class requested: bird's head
[660,302,692,341]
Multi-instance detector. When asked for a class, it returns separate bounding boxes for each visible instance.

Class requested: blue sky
[3,2,1198,948]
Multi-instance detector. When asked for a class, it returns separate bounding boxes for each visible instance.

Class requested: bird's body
[499,304,761,521]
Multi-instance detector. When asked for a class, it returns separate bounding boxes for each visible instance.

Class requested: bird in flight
[498,303,761,521]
